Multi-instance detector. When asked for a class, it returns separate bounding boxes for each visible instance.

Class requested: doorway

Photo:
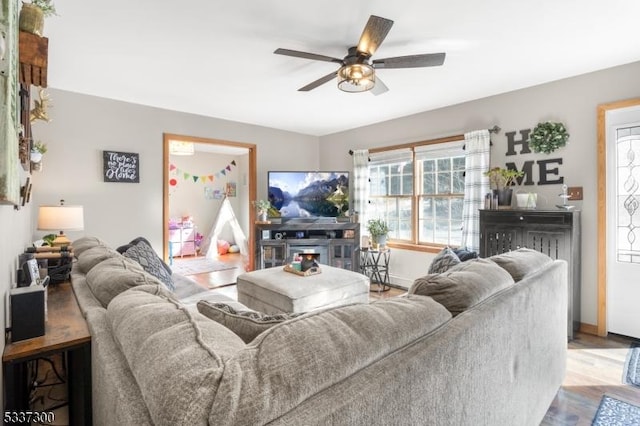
[162,133,257,282]
[597,98,640,338]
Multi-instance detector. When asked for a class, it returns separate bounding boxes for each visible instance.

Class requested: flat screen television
[267,171,349,219]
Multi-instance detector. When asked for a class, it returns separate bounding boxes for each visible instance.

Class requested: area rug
[170,258,237,275]
[591,395,640,426]
[623,341,640,388]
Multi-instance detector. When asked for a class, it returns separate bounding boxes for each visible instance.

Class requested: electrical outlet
[567,186,583,201]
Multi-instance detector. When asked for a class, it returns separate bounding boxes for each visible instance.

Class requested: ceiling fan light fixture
[337,63,375,93]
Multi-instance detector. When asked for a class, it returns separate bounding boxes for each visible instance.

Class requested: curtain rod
[348,125,500,155]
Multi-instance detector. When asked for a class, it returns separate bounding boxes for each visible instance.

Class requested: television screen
[268,171,349,218]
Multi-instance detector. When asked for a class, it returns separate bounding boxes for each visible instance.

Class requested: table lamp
[37,200,85,247]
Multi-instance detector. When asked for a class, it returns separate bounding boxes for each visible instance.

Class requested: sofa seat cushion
[489,248,553,282]
[171,273,208,300]
[197,300,305,343]
[210,295,451,425]
[86,257,163,308]
[108,285,245,426]
[77,245,122,274]
[409,258,515,316]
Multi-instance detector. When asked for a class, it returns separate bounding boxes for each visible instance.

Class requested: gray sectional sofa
[70,236,567,426]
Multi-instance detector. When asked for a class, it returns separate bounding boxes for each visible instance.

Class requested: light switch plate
[567,186,583,200]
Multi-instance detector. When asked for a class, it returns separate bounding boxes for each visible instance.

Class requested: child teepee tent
[200,197,249,267]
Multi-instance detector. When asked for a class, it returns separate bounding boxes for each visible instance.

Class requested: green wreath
[528,121,569,154]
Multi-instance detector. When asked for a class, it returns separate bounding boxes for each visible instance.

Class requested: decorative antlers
[30,89,52,123]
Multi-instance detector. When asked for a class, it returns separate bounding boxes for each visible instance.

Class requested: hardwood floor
[172,253,245,288]
[542,332,640,425]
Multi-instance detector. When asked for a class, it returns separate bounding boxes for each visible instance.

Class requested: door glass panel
[616,127,640,264]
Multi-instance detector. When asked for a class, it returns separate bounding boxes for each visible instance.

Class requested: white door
[606,105,640,339]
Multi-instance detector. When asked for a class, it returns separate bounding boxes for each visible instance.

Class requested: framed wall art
[103,150,140,183]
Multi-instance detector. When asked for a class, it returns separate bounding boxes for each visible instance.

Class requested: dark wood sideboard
[479,209,581,340]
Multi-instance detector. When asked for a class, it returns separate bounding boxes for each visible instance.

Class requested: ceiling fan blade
[274,48,343,64]
[357,15,394,57]
[370,76,389,96]
[298,70,338,91]
[373,52,446,69]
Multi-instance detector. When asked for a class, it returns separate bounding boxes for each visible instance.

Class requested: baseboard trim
[390,275,411,289]
[579,323,598,336]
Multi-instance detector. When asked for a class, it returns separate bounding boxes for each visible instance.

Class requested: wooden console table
[3,281,92,425]
[255,222,360,272]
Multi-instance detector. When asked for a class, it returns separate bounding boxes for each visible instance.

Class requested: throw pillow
[197,300,305,343]
[428,247,461,274]
[117,236,172,275]
[122,240,175,291]
[489,248,553,282]
[452,247,478,262]
[410,258,515,316]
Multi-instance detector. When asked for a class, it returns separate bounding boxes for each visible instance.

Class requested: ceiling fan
[274,15,446,95]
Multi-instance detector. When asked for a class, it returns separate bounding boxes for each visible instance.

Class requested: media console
[255,222,360,272]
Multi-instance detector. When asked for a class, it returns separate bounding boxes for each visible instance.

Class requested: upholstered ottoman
[237,265,370,314]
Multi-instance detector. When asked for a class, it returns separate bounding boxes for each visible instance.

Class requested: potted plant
[366,218,389,249]
[19,0,57,36]
[253,199,271,222]
[484,167,524,207]
[30,141,47,163]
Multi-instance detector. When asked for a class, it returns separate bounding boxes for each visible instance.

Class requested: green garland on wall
[528,121,569,154]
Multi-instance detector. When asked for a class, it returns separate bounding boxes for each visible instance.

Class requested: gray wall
[319,60,640,326]
[28,90,320,250]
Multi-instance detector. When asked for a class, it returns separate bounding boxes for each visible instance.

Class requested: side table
[359,248,391,293]
[3,281,92,425]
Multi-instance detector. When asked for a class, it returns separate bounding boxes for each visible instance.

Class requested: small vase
[30,151,43,163]
[19,3,45,36]
[258,211,268,222]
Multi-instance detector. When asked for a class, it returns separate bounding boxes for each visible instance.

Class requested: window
[367,139,465,249]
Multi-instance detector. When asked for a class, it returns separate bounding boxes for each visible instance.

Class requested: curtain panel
[461,130,491,252]
[352,149,369,235]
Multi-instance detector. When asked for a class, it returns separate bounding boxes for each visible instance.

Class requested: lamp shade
[38,205,85,231]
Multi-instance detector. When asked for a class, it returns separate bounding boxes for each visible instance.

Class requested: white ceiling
[44,1,640,137]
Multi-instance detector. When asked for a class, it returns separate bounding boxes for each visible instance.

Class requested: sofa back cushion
[73,236,109,257]
[489,248,553,282]
[210,295,451,425]
[77,245,122,274]
[86,257,161,308]
[108,285,245,426]
[409,258,515,316]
